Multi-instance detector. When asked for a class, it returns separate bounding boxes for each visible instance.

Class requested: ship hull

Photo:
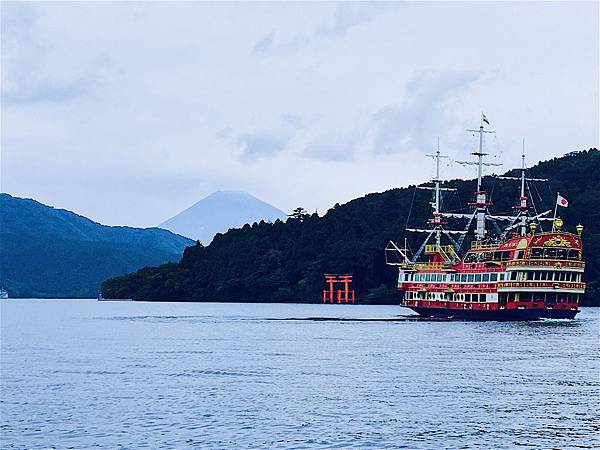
[407,306,578,321]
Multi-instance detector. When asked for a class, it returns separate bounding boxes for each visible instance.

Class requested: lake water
[1,300,598,449]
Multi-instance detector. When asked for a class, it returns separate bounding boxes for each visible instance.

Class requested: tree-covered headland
[102,149,600,306]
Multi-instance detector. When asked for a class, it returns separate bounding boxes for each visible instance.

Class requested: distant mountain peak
[159,190,287,243]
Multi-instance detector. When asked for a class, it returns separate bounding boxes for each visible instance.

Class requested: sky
[1,1,598,227]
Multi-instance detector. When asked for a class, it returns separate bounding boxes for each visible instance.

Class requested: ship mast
[497,140,549,236]
[430,138,444,248]
[518,140,527,236]
[459,114,499,240]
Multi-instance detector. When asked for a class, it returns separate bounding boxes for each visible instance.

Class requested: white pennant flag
[556,194,569,207]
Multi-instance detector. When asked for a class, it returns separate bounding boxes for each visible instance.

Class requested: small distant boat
[0,288,8,299]
[98,292,132,301]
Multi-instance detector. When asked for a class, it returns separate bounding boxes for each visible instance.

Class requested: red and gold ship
[385,118,585,320]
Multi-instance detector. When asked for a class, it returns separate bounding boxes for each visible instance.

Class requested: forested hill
[102,149,600,306]
[1,194,193,298]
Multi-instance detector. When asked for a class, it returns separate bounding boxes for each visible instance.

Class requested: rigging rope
[403,186,418,233]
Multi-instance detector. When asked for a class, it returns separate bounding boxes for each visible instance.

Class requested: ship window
[460,274,467,283]
[465,294,471,302]
[556,249,567,259]
[467,274,474,283]
[480,294,486,302]
[482,273,490,282]
[437,274,443,282]
[465,253,477,263]
[545,248,557,259]
[516,250,525,260]
[531,248,543,259]
[425,274,431,282]
[520,293,532,302]
[491,273,498,282]
[501,251,510,261]
[475,274,482,282]
[568,250,580,260]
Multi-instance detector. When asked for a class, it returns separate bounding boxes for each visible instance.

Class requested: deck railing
[506,259,585,269]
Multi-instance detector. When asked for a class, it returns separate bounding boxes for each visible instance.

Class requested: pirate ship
[385,116,585,320]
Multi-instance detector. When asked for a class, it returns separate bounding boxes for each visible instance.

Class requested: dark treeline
[102,149,600,306]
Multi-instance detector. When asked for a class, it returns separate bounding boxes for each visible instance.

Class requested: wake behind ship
[385,116,585,320]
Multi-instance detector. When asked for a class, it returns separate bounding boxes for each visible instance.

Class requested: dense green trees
[0,194,193,297]
[102,149,600,306]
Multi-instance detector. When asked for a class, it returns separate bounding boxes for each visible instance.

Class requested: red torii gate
[323,274,355,303]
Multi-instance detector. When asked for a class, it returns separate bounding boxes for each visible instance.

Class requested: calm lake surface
[1,300,598,449]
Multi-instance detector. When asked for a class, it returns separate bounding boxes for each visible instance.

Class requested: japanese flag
[557,194,569,207]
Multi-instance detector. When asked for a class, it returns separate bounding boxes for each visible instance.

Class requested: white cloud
[367,70,483,155]
[1,1,597,227]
